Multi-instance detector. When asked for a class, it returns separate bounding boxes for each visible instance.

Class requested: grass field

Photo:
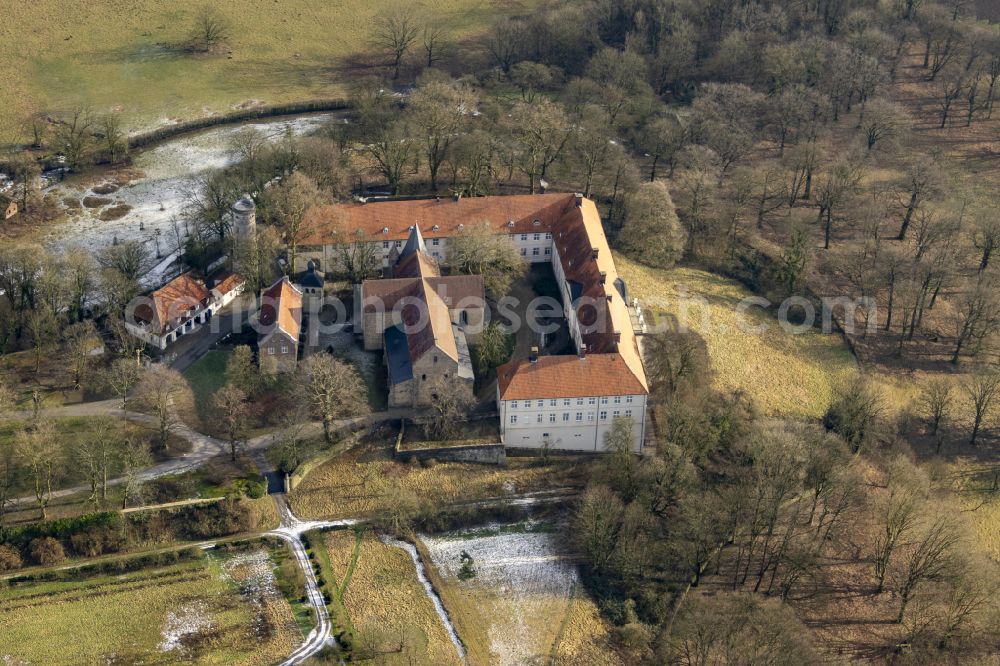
[0,548,299,665]
[420,524,620,666]
[615,254,859,418]
[182,348,231,419]
[1,1,529,143]
[324,530,463,665]
[286,440,585,520]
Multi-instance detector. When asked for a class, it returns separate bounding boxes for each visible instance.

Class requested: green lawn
[182,349,231,418]
[1,0,532,143]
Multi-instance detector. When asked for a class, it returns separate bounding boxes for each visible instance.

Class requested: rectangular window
[510,415,517,424]
[544,247,551,255]
[395,240,402,247]
[383,241,389,248]
[562,413,570,422]
[601,397,608,405]
[600,411,608,420]
[563,398,570,406]
[549,413,556,423]
[533,233,540,241]
[588,412,595,421]
[267,347,275,355]
[520,234,527,241]
[511,401,518,409]
[576,398,583,405]
[614,396,621,404]
[588,397,596,405]
[537,414,543,423]
[520,248,527,256]
[524,400,531,408]
[545,233,552,239]
[280,345,288,354]
[549,399,556,407]
[576,412,583,421]
[532,247,540,256]
[625,410,632,418]
[432,239,440,246]
[613,410,621,418]
[626,395,633,403]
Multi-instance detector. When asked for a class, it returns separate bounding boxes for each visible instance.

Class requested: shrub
[70,530,105,558]
[29,537,66,566]
[0,545,23,571]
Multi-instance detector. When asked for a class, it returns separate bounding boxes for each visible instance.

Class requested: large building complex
[303,193,648,453]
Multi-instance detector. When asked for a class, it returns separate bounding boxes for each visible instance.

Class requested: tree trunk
[898,193,918,240]
[649,155,659,182]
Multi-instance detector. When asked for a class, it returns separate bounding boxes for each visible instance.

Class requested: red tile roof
[497,355,647,400]
[301,193,574,245]
[259,277,303,341]
[310,193,647,398]
[212,272,244,296]
[134,272,210,334]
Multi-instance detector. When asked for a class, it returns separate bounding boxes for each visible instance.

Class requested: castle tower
[231,194,256,239]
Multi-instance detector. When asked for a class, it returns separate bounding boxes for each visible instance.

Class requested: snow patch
[158,600,214,652]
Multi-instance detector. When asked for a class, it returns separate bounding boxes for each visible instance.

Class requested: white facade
[498,393,647,453]
[300,230,554,273]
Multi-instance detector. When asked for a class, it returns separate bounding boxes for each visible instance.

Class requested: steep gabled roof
[259,277,303,342]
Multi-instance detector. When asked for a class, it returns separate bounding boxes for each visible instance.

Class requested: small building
[295,261,325,308]
[2,199,17,220]
[125,271,245,351]
[258,277,303,374]
[210,271,245,310]
[126,272,213,350]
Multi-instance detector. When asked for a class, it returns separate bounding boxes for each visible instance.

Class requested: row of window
[376,234,551,249]
[265,345,290,355]
[509,396,634,409]
[520,247,551,257]
[509,409,632,424]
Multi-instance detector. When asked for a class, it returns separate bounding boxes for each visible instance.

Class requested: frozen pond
[43,113,339,268]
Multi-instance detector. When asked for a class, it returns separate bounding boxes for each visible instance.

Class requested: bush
[0,545,23,571]
[29,537,66,566]
[70,530,105,558]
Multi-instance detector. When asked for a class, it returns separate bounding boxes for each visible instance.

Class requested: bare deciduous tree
[301,354,367,443]
[372,8,419,80]
[963,368,1000,446]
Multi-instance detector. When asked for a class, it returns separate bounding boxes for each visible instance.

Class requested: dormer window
[532,219,541,226]
[382,227,389,234]
[458,223,464,230]
[408,225,415,231]
[507,220,515,227]
[432,224,439,231]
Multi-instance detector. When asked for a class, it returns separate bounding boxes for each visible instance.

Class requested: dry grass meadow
[0,549,300,665]
[324,530,462,665]
[286,439,585,521]
[0,0,531,143]
[616,253,859,418]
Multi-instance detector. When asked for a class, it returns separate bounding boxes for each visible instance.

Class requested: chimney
[575,193,583,207]
[578,343,587,360]
[529,346,539,363]
[599,271,607,285]
[591,247,599,261]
